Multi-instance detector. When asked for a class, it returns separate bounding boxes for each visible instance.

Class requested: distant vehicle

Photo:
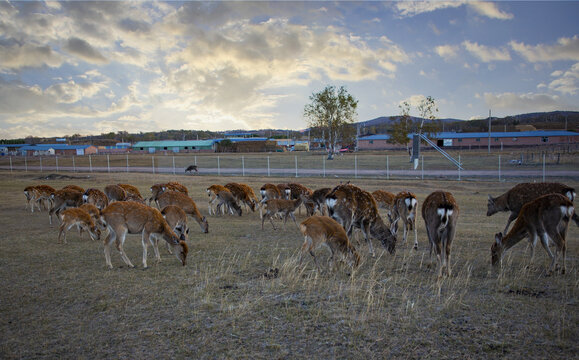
[339,146,352,153]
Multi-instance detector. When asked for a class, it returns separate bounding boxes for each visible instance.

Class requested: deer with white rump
[491,193,574,275]
[100,201,188,269]
[326,184,398,256]
[422,191,459,279]
[392,191,419,250]
[487,182,576,234]
[58,208,101,244]
[299,215,361,272]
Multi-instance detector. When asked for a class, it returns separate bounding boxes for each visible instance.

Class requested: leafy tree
[303,85,358,159]
[389,101,412,146]
[417,95,440,138]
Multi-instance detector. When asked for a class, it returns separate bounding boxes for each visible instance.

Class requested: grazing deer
[160,205,189,254]
[57,208,101,244]
[24,186,41,213]
[261,198,302,230]
[157,190,209,233]
[371,190,396,223]
[225,183,257,212]
[311,187,332,216]
[216,191,242,216]
[286,182,313,215]
[422,191,459,279]
[299,215,361,272]
[392,191,419,250]
[62,184,85,193]
[100,201,188,269]
[32,184,56,211]
[326,184,398,256]
[78,203,104,238]
[487,182,576,234]
[104,184,127,202]
[118,184,143,200]
[83,188,109,210]
[149,182,189,207]
[185,165,198,174]
[206,184,231,215]
[491,193,574,275]
[49,188,84,225]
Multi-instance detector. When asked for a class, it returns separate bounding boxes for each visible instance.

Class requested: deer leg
[362,222,375,257]
[412,219,418,250]
[289,212,298,229]
[150,234,161,264]
[103,230,116,269]
[503,212,518,235]
[269,214,277,230]
[141,232,150,268]
[58,223,66,244]
[117,230,134,268]
[538,232,555,275]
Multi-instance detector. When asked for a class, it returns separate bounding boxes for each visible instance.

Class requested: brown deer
[24,186,41,213]
[216,191,242,217]
[100,201,188,269]
[82,188,109,210]
[78,203,104,238]
[422,191,460,279]
[104,184,127,202]
[206,184,230,215]
[225,183,257,212]
[62,184,85,193]
[287,182,313,215]
[157,190,209,233]
[49,188,84,225]
[31,184,56,211]
[326,184,398,256]
[311,187,332,216]
[299,215,361,272]
[261,198,302,230]
[58,208,101,244]
[160,205,189,255]
[392,191,419,250]
[487,182,576,234]
[118,184,144,200]
[149,182,189,206]
[371,190,396,223]
[260,183,283,203]
[185,164,198,174]
[491,193,574,275]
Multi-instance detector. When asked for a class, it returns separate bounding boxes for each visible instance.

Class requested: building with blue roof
[18,144,98,156]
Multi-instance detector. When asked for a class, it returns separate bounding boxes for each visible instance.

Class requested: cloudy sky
[1,1,578,139]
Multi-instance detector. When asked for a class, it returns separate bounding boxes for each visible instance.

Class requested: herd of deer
[23,179,578,278]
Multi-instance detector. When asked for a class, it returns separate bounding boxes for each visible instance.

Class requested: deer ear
[494,232,503,244]
[488,195,494,203]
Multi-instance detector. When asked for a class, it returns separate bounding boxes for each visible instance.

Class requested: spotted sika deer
[487,182,576,234]
[58,207,101,244]
[371,190,396,223]
[31,185,56,211]
[117,184,143,200]
[160,205,189,254]
[287,182,313,215]
[326,184,398,256]
[100,201,188,268]
[225,183,257,212]
[104,184,127,202]
[392,191,418,250]
[24,186,41,213]
[157,190,209,233]
[149,182,189,206]
[206,184,230,215]
[491,193,574,275]
[83,188,109,210]
[261,198,302,230]
[422,191,460,279]
[49,188,83,225]
[216,191,242,216]
[299,215,361,272]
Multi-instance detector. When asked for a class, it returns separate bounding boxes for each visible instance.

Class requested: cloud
[0,42,63,70]
[64,37,108,64]
[548,62,579,95]
[394,1,513,20]
[463,41,511,62]
[435,45,459,60]
[510,36,579,62]
[483,92,579,112]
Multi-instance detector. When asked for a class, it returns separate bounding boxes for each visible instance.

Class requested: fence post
[355,155,358,179]
[458,154,461,181]
[421,155,424,180]
[152,156,155,174]
[386,155,389,180]
[24,156,27,172]
[195,155,197,166]
[107,155,110,173]
[267,156,270,177]
[295,155,298,178]
[40,157,43,173]
[72,156,76,172]
[242,156,245,177]
[89,155,92,172]
[126,154,129,173]
[56,156,59,173]
[217,156,220,176]
[9,156,12,174]
[498,155,501,182]
[542,153,545,181]
[172,156,176,175]
[323,156,326,178]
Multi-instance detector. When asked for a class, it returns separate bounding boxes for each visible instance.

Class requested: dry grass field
[0,171,577,359]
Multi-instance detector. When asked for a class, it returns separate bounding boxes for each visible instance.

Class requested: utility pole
[488,109,491,154]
